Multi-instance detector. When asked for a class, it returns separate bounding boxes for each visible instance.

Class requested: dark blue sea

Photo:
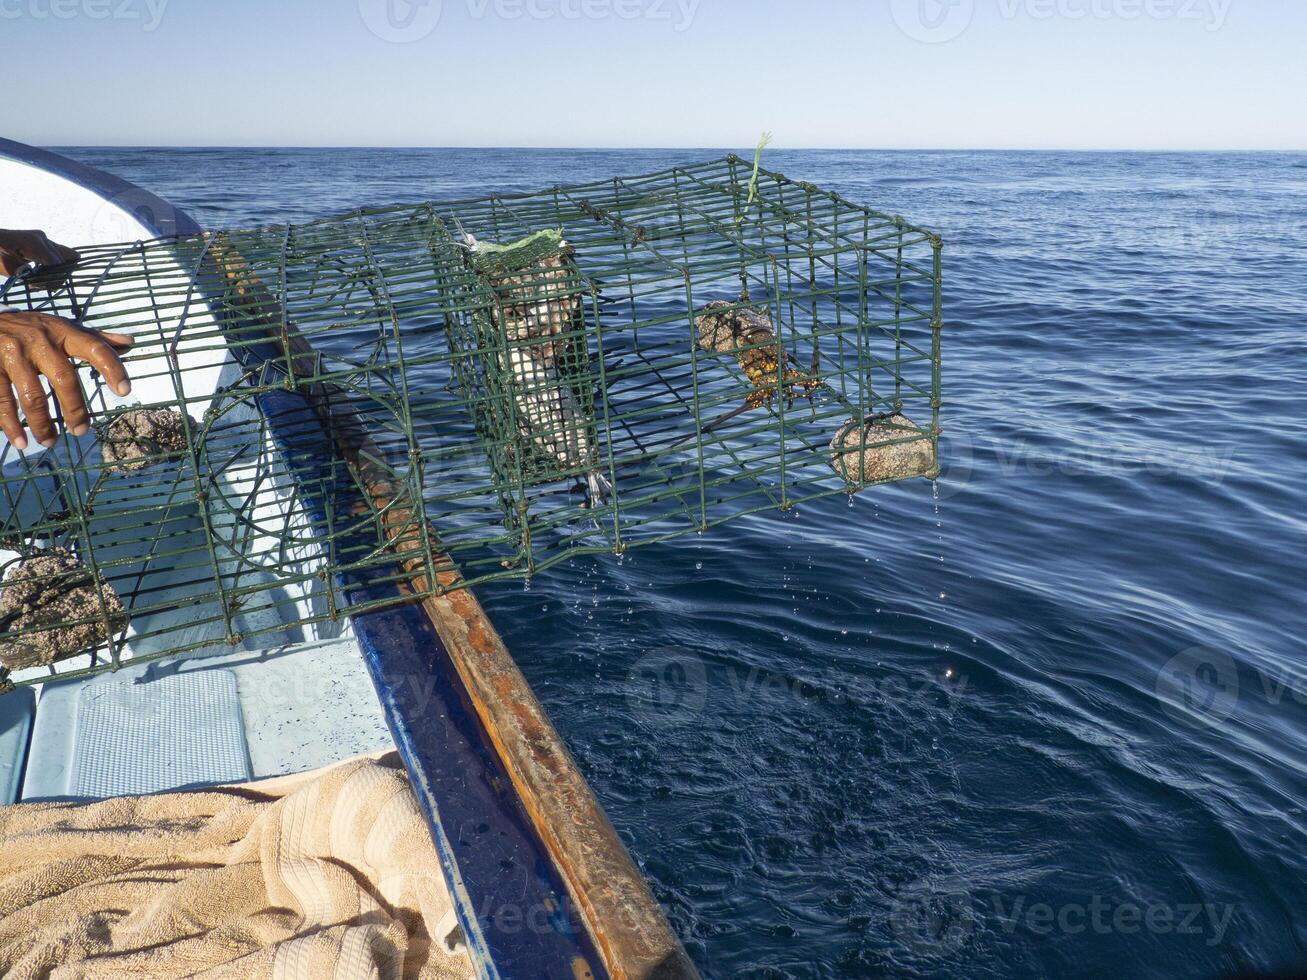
[57,147,1307,979]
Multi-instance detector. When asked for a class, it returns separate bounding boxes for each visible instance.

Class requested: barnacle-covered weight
[695,299,759,354]
[829,414,935,487]
[0,550,128,670]
[694,300,822,410]
[98,407,196,474]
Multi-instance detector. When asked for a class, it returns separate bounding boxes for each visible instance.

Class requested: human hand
[0,229,80,279]
[0,311,133,449]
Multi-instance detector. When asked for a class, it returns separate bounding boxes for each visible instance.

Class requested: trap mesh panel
[435,156,942,576]
[0,156,941,690]
[0,230,438,691]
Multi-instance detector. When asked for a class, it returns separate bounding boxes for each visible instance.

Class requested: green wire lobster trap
[0,156,941,688]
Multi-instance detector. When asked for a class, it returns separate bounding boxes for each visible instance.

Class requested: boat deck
[4,634,392,803]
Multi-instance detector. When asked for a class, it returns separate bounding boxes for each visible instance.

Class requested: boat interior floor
[1,635,393,804]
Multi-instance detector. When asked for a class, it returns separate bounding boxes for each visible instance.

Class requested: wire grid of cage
[0,231,436,691]
[435,155,943,576]
[0,155,940,686]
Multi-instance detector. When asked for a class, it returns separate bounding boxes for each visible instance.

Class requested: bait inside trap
[0,156,941,688]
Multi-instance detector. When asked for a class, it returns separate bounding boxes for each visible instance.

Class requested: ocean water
[56,147,1307,979]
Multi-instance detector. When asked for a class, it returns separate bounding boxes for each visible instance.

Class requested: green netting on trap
[0,231,439,690]
[0,155,941,688]
[432,156,943,577]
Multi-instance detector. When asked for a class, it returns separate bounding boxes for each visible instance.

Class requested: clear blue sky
[3,0,1303,149]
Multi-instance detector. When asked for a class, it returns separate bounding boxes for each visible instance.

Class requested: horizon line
[38,144,1307,154]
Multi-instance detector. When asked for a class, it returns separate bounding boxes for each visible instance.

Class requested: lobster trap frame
[0,234,441,691]
[0,155,941,688]
[432,155,942,576]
